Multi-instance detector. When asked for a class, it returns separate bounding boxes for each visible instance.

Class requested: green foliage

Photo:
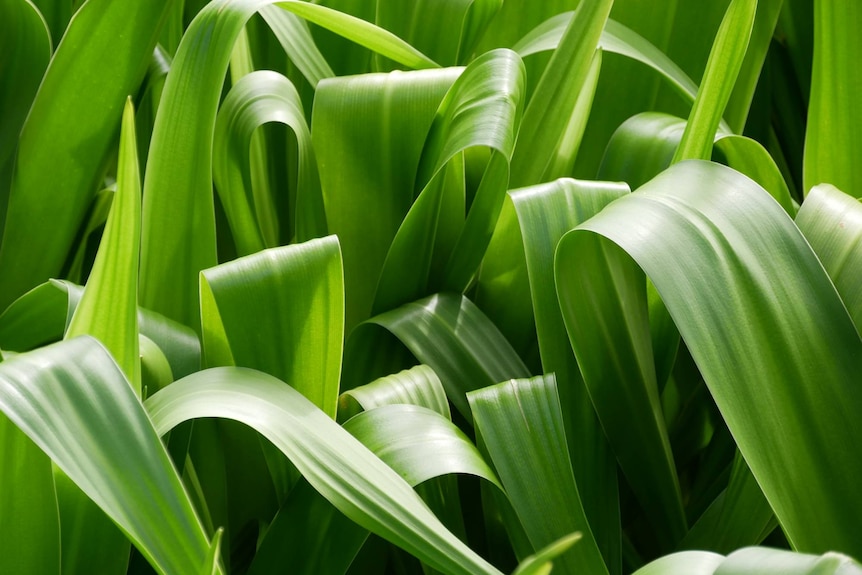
[1,0,861,573]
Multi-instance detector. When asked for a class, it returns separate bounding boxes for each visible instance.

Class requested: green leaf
[0,337,211,574]
[716,548,862,575]
[213,70,325,254]
[631,551,724,575]
[507,178,628,571]
[146,366,504,575]
[0,0,50,219]
[512,533,583,575]
[343,404,500,489]
[140,0,440,331]
[468,375,608,575]
[509,0,613,187]
[277,1,439,70]
[513,17,705,118]
[344,293,530,421]
[374,0,501,67]
[338,364,451,422]
[672,0,757,163]
[251,393,497,575]
[200,236,343,418]
[804,1,862,198]
[723,0,783,134]
[795,184,862,331]
[373,48,525,310]
[312,67,459,330]
[66,97,142,392]
[0,0,173,311]
[680,453,774,553]
[555,212,687,550]
[0,280,200,380]
[556,160,862,556]
[258,5,334,87]
[0,413,59,574]
[599,112,794,216]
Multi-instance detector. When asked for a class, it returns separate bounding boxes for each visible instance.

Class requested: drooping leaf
[556,160,862,556]
[146,367,504,575]
[213,70,325,254]
[344,293,530,421]
[0,337,212,574]
[795,184,862,331]
[338,364,451,422]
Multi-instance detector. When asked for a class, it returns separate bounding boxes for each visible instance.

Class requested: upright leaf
[469,375,608,575]
[200,235,343,418]
[66,97,142,392]
[0,0,173,311]
[672,0,757,163]
[804,1,862,198]
[509,0,613,187]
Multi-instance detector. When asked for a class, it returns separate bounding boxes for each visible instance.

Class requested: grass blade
[672,0,756,163]
[509,0,613,187]
[66,97,142,392]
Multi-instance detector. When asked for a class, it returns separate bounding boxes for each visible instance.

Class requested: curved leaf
[795,184,862,331]
[556,160,862,556]
[146,366,503,575]
[140,0,439,331]
[632,551,724,575]
[0,337,211,574]
[373,48,525,310]
[344,293,530,421]
[213,70,324,254]
[508,178,628,570]
[338,364,451,422]
[313,67,460,330]
[343,404,500,489]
